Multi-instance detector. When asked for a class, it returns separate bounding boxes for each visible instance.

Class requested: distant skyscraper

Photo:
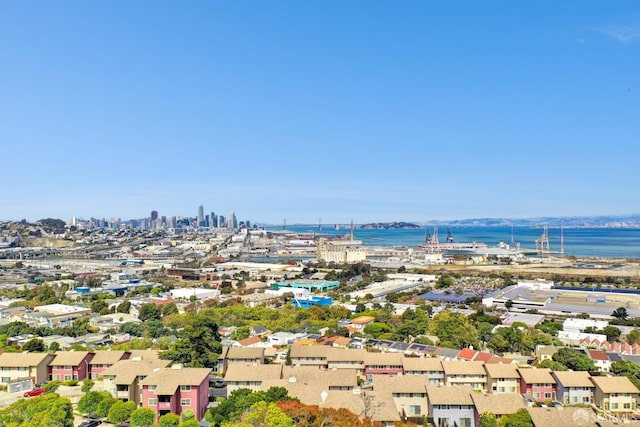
[210,211,215,229]
[219,215,226,228]
[230,212,237,230]
[150,210,158,221]
[198,205,204,227]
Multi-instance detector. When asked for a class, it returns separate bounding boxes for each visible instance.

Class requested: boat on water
[420,226,489,255]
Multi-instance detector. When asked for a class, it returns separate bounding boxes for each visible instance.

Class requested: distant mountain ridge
[360,221,420,230]
[418,214,640,228]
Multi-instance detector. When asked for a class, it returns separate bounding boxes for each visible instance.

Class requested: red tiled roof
[457,348,477,361]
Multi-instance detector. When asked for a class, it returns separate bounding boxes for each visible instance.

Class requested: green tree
[435,274,455,289]
[431,310,480,350]
[627,328,640,345]
[81,378,95,393]
[48,341,61,352]
[181,408,195,422]
[479,412,498,427]
[603,325,622,342]
[612,307,629,320]
[162,302,179,317]
[233,401,295,427]
[130,407,157,427]
[43,380,62,393]
[363,322,391,338]
[96,396,118,418]
[108,400,136,425]
[117,301,131,313]
[182,420,201,427]
[160,312,222,368]
[120,322,144,337]
[91,300,109,314]
[552,348,596,372]
[158,413,180,427]
[230,326,251,341]
[498,408,533,427]
[144,318,168,339]
[0,392,73,427]
[78,390,112,415]
[22,338,45,352]
[138,303,161,322]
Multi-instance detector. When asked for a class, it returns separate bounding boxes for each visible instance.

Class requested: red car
[23,388,45,397]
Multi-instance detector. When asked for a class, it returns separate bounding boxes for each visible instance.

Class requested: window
[18,367,27,372]
[409,405,421,415]
[64,365,71,370]
[180,398,191,406]
[148,385,156,391]
[1,367,9,372]
[64,375,71,381]
[533,392,540,399]
[544,392,552,399]
[148,398,158,406]
[509,387,516,393]
[611,403,619,410]
[180,385,191,391]
[459,418,472,427]
[53,375,60,381]
[1,377,10,383]
[624,403,631,409]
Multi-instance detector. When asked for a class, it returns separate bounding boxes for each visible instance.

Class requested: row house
[326,348,367,373]
[140,366,211,421]
[471,393,526,425]
[363,352,404,377]
[426,384,475,427]
[402,357,445,386]
[88,350,130,379]
[289,345,330,368]
[225,364,283,393]
[442,360,487,391]
[484,363,520,394]
[371,374,428,423]
[49,351,94,381]
[0,352,54,391]
[102,357,171,405]
[552,370,594,405]
[517,367,556,402]
[591,376,639,413]
[218,347,265,374]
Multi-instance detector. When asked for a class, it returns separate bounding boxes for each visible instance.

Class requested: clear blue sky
[1,1,638,224]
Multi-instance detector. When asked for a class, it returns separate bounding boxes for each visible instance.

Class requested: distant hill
[360,221,420,230]
[419,214,640,228]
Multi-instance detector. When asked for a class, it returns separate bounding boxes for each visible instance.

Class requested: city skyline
[1,1,639,223]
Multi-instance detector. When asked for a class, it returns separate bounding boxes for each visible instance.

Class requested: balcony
[158,401,172,410]
[116,391,129,399]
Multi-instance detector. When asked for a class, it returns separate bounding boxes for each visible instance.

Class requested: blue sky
[1,1,638,224]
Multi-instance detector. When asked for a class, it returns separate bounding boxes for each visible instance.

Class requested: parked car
[23,388,45,397]
[79,420,102,427]
[211,378,226,388]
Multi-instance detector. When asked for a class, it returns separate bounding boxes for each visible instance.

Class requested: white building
[169,287,221,301]
[317,238,367,264]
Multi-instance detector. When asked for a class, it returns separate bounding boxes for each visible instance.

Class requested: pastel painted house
[591,376,639,413]
[88,350,130,379]
[401,357,445,386]
[426,384,475,427]
[363,352,404,377]
[49,351,95,381]
[517,368,556,402]
[0,352,55,391]
[442,360,487,391]
[552,370,594,405]
[102,358,171,405]
[484,363,520,394]
[140,366,212,420]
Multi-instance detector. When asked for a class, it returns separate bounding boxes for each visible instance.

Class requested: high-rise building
[150,210,158,221]
[210,212,216,229]
[197,205,205,227]
[229,212,237,230]
[219,215,226,228]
